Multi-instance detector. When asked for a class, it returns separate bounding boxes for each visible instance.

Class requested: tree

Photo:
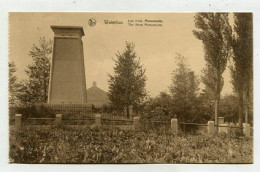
[9,62,19,106]
[18,37,53,104]
[196,89,215,123]
[141,92,174,121]
[108,42,147,118]
[153,91,172,109]
[193,13,232,125]
[169,54,200,122]
[229,13,253,125]
[201,64,224,100]
[145,91,172,114]
[219,94,239,123]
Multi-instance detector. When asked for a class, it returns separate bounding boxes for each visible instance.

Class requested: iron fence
[23,118,55,125]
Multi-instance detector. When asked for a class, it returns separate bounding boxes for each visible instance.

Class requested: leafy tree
[229,13,253,125]
[147,92,172,114]
[141,92,174,121]
[16,80,33,105]
[169,54,200,122]
[219,94,239,123]
[9,62,19,106]
[18,37,53,104]
[196,89,215,123]
[152,91,172,109]
[201,64,224,100]
[108,42,147,118]
[193,13,232,125]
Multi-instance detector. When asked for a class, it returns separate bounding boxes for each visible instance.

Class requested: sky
[9,12,232,97]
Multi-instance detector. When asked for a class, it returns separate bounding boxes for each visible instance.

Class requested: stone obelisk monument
[48,26,87,104]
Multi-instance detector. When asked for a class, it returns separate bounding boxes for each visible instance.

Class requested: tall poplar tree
[193,13,232,125]
[108,42,147,118]
[230,13,253,124]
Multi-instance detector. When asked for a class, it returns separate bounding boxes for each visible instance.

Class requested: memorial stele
[48,26,87,104]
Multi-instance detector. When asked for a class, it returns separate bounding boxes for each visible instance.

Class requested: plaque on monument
[48,26,87,104]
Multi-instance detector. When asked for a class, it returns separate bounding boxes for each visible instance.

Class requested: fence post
[55,114,62,125]
[95,114,102,126]
[15,114,22,130]
[133,116,141,129]
[171,118,178,134]
[243,123,250,137]
[208,121,215,136]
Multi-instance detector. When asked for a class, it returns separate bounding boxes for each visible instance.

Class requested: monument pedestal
[48,26,87,104]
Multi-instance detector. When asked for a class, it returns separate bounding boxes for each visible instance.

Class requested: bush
[9,105,56,120]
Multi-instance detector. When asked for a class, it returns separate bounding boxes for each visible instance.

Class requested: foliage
[149,92,172,109]
[9,126,253,163]
[9,62,20,106]
[142,106,174,122]
[108,42,147,117]
[9,105,56,120]
[17,37,52,105]
[195,90,215,123]
[141,91,213,124]
[229,13,253,124]
[193,13,232,125]
[219,94,239,123]
[169,54,200,122]
[141,92,174,121]
[201,64,224,100]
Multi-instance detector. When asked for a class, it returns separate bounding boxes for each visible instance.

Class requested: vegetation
[16,37,53,105]
[9,62,19,106]
[9,126,253,163]
[193,13,232,125]
[219,94,239,123]
[8,13,254,164]
[108,42,147,118]
[169,54,200,122]
[229,13,253,125]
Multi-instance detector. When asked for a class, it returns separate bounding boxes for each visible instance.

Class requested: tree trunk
[245,105,248,124]
[43,56,47,103]
[44,74,46,102]
[238,90,244,126]
[215,70,221,127]
[214,98,219,126]
[127,105,129,119]
[245,88,249,124]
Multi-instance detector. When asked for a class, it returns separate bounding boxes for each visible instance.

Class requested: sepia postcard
[8,12,253,164]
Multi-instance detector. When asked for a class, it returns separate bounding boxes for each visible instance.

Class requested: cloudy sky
[9,12,232,97]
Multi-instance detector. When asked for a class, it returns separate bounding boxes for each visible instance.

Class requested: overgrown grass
[9,126,253,164]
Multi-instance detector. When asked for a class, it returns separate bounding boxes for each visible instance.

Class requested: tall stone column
[48,26,87,104]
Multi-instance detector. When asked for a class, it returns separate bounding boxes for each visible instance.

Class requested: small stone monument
[133,116,141,129]
[15,114,22,130]
[171,118,178,134]
[243,123,251,137]
[48,26,87,104]
[208,121,215,136]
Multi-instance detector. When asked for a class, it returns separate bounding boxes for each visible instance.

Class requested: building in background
[87,81,110,106]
